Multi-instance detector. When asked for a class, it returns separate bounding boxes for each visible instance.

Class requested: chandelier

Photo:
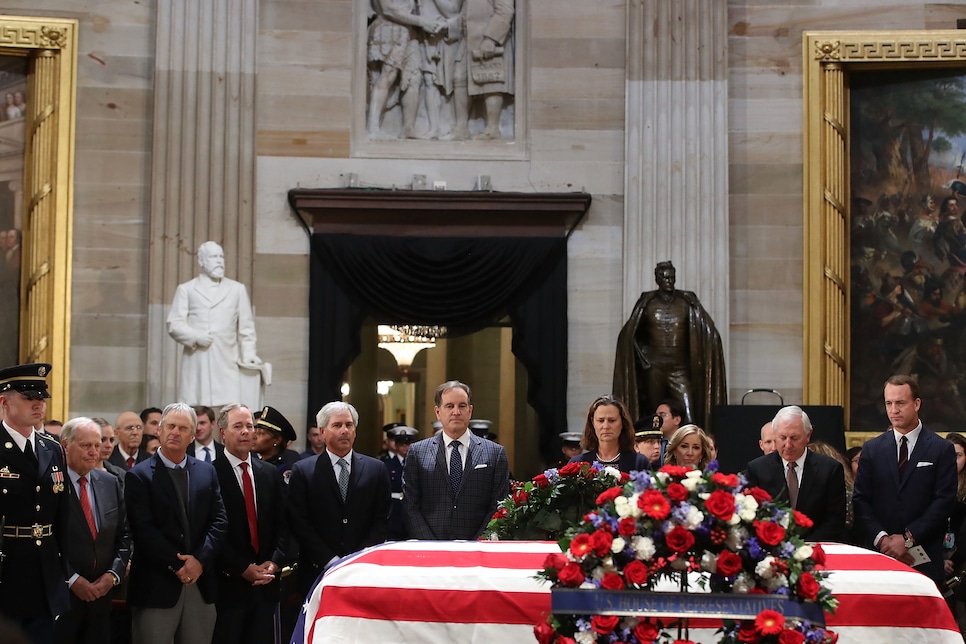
[377,324,447,370]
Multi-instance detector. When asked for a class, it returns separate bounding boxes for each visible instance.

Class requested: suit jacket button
[342,518,348,524]
[35,540,41,546]
[35,485,41,492]
[35,505,40,511]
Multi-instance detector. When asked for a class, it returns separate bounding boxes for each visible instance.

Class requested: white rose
[686,505,704,529]
[681,477,699,491]
[575,631,597,644]
[700,550,717,572]
[611,537,626,553]
[729,513,741,526]
[632,535,656,560]
[755,556,775,579]
[685,469,703,479]
[766,574,788,591]
[698,492,711,501]
[738,507,756,522]
[655,472,669,484]
[794,545,813,562]
[779,512,790,529]
[614,496,632,518]
[603,465,622,480]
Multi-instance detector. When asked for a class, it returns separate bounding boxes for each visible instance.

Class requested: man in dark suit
[125,402,228,644]
[853,375,958,587]
[212,403,289,644]
[0,363,69,644]
[404,381,510,540]
[745,406,846,542]
[287,401,390,595]
[56,417,131,644]
[186,405,225,463]
[107,411,149,470]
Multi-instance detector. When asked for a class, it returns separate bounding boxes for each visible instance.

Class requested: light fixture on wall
[377,324,446,371]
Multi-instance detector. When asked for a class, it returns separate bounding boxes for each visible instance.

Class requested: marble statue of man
[167,241,268,408]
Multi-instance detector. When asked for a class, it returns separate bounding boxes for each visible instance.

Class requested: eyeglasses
[119,424,142,432]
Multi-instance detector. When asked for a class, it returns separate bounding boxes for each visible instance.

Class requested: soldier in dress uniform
[381,425,417,540]
[0,363,69,644]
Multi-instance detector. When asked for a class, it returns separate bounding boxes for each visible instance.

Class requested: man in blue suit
[125,402,228,644]
[404,381,510,540]
[287,401,390,595]
[853,375,957,587]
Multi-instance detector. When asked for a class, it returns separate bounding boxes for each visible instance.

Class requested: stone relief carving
[366,0,515,141]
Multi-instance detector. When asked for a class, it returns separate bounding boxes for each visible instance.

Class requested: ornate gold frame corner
[4,16,78,421]
[802,31,966,423]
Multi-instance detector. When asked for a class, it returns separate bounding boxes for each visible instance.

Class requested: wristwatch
[904,530,915,548]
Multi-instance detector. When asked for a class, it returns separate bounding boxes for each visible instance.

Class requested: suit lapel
[35,436,54,476]
[899,429,929,490]
[314,453,342,505]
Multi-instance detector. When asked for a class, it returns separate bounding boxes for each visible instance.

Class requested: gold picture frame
[803,31,966,425]
[0,16,78,420]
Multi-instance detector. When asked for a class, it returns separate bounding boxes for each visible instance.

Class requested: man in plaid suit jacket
[404,381,510,540]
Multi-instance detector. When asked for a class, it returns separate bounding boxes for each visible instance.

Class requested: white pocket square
[916,461,933,468]
[474,463,488,470]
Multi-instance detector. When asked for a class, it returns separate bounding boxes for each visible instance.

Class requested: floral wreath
[483,461,630,541]
[533,462,838,644]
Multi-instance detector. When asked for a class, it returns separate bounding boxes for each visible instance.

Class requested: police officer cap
[389,425,418,443]
[256,406,297,442]
[383,422,404,435]
[468,419,492,437]
[634,414,663,441]
[0,363,52,400]
[559,432,582,446]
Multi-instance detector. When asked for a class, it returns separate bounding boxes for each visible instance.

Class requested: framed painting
[0,16,77,420]
[804,31,966,433]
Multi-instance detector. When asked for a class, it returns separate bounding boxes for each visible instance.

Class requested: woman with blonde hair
[663,424,712,470]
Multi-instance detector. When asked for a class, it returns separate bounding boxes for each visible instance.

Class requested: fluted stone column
[146,0,258,405]
[623,0,730,363]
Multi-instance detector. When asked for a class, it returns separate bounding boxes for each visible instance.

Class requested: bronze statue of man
[613,261,727,429]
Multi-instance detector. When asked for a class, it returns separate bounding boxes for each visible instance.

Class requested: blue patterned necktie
[449,442,462,495]
[204,446,211,463]
[337,458,349,501]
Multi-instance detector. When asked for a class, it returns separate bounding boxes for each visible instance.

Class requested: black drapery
[308,233,568,463]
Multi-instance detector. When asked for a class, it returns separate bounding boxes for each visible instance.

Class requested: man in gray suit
[56,417,131,644]
[404,381,510,540]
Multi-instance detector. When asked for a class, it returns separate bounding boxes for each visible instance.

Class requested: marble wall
[4,0,958,446]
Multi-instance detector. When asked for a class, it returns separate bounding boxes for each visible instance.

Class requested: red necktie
[240,462,259,553]
[79,476,97,540]
[126,456,134,470]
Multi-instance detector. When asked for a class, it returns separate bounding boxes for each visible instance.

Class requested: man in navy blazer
[186,404,225,463]
[745,406,846,543]
[853,375,958,587]
[287,401,390,595]
[404,381,510,540]
[57,417,132,644]
[212,403,289,644]
[125,403,228,644]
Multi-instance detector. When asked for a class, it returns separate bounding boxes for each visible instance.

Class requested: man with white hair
[57,417,131,644]
[744,405,846,542]
[286,401,390,595]
[167,241,264,408]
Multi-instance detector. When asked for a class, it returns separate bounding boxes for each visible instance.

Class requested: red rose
[533,474,549,488]
[737,621,760,642]
[712,472,740,488]
[633,621,660,643]
[754,520,786,546]
[743,486,772,503]
[618,517,638,537]
[569,534,592,558]
[666,482,689,502]
[797,572,820,601]
[705,489,736,521]
[778,629,806,644]
[620,472,631,483]
[591,614,620,635]
[754,609,785,636]
[659,464,689,478]
[811,543,827,566]
[601,572,624,590]
[589,529,614,556]
[512,489,528,504]
[665,525,696,554]
[792,510,813,529]
[491,508,507,520]
[542,552,568,571]
[624,559,649,585]
[533,620,556,644]
[639,490,671,520]
[558,462,582,477]
[557,562,585,587]
[716,550,743,577]
[596,486,624,505]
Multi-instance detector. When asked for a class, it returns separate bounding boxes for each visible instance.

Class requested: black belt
[2,524,53,539]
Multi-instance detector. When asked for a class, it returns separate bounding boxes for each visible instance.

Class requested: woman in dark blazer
[569,395,649,472]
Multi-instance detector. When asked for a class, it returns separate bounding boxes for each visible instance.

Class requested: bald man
[759,422,775,455]
[108,411,149,470]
